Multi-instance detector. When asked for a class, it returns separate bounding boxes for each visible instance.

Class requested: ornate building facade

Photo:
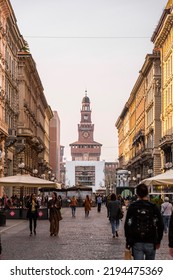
[116,53,161,182]
[70,91,102,161]
[49,111,61,182]
[67,92,104,192]
[0,0,55,197]
[151,0,173,171]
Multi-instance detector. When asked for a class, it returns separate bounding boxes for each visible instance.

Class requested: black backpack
[130,201,158,241]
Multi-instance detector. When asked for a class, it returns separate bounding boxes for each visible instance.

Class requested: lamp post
[148,169,153,177]
[48,170,51,181]
[33,168,38,177]
[18,159,25,213]
[136,174,141,184]
[18,159,25,175]
[165,162,173,170]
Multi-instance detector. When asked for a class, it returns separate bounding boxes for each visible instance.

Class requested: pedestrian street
[0,205,172,260]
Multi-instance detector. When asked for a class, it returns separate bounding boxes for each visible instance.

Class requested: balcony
[159,134,173,148]
[132,129,145,145]
[17,127,33,137]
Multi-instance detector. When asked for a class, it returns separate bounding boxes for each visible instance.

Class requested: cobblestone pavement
[0,205,172,260]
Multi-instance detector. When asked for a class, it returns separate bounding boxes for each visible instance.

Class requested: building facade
[49,111,61,182]
[65,160,105,193]
[70,91,102,161]
[151,0,173,171]
[67,91,104,192]
[0,0,25,196]
[116,52,161,183]
[0,0,56,197]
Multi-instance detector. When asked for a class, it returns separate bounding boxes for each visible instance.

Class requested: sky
[10,0,167,162]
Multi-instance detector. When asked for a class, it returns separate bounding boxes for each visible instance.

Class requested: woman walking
[108,193,121,238]
[83,195,92,217]
[26,193,39,236]
[161,197,173,234]
[48,192,62,236]
[69,196,78,217]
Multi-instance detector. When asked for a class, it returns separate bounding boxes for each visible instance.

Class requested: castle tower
[70,91,102,161]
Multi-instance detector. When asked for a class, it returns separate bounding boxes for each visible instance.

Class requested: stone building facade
[70,91,102,161]
[67,92,104,192]
[151,0,173,171]
[49,111,61,182]
[0,0,55,197]
[116,53,161,181]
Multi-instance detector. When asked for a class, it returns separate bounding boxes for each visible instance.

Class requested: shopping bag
[124,249,133,260]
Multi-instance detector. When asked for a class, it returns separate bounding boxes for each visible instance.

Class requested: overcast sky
[10,0,167,161]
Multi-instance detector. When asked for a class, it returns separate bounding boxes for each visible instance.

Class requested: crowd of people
[1,185,173,260]
[0,193,49,209]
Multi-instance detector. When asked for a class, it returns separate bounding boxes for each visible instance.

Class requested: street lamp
[136,174,141,184]
[33,168,38,177]
[51,173,55,181]
[148,169,153,177]
[41,174,46,179]
[165,162,173,170]
[48,170,51,180]
[18,159,25,174]
[18,159,25,212]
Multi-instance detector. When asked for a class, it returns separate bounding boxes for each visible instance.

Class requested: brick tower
[70,91,102,161]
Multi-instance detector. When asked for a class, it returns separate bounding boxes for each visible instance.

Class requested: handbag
[124,249,133,260]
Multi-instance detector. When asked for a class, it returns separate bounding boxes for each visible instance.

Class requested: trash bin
[0,210,6,226]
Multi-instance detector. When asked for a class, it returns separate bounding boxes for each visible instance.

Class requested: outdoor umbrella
[0,174,57,188]
[141,169,173,186]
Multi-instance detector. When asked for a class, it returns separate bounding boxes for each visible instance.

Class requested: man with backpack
[124,183,164,260]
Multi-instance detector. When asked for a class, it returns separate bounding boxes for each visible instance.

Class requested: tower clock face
[84,115,88,120]
[83,131,89,138]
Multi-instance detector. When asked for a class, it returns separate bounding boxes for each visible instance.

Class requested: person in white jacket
[161,197,173,234]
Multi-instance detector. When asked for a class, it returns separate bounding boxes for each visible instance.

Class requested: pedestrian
[105,194,111,217]
[58,195,63,208]
[124,183,164,260]
[69,196,78,217]
[26,193,39,236]
[161,197,172,234]
[108,193,122,238]
[168,212,173,257]
[96,194,102,212]
[48,192,62,236]
[83,195,92,217]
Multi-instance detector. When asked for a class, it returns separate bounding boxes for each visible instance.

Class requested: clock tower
[70,91,102,161]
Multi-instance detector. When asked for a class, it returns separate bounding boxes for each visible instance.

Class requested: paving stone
[0,206,172,260]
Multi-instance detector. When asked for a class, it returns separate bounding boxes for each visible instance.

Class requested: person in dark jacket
[124,183,164,260]
[48,192,62,236]
[26,193,39,236]
[169,212,173,257]
[108,193,122,238]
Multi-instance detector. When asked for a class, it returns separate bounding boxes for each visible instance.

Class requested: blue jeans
[71,206,76,217]
[132,242,156,260]
[162,215,171,233]
[110,219,119,235]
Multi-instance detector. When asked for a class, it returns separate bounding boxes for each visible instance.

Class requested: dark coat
[124,199,164,247]
[48,198,62,221]
[108,200,121,220]
[26,199,39,219]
